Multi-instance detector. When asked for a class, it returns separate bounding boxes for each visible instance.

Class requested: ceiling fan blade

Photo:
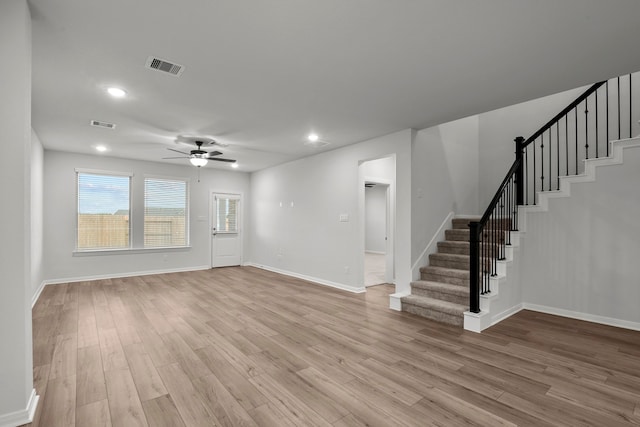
[204,151,223,158]
[167,148,190,155]
[162,156,189,159]
[208,158,236,163]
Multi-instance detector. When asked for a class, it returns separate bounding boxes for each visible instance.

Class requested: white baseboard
[490,303,524,328]
[0,389,38,427]
[31,281,46,308]
[365,250,386,255]
[40,265,211,287]
[523,303,640,332]
[244,262,366,293]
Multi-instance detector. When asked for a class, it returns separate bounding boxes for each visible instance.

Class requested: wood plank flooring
[25,266,640,426]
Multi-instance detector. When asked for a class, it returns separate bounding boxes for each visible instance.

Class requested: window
[215,195,239,233]
[77,171,131,250]
[144,177,188,247]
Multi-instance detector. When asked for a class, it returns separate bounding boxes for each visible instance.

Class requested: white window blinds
[77,172,131,250]
[144,178,188,247]
[215,196,239,233]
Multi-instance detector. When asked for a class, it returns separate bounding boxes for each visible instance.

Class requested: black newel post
[469,221,480,313]
[515,136,525,206]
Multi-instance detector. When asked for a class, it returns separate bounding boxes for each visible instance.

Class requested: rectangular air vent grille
[145,56,185,77]
[304,140,330,149]
[90,120,116,129]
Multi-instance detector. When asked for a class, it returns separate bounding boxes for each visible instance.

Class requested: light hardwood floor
[25,266,640,426]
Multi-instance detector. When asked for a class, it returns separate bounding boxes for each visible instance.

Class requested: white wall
[43,151,250,282]
[31,130,44,300]
[249,129,412,293]
[362,156,395,181]
[0,0,35,423]
[411,116,480,265]
[478,86,586,208]
[519,145,640,326]
[365,185,387,253]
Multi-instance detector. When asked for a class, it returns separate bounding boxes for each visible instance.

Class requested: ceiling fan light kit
[189,157,208,167]
[163,140,236,167]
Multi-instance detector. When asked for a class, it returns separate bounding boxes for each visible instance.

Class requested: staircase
[401,217,477,326]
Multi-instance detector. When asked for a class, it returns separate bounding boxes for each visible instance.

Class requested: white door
[211,193,242,267]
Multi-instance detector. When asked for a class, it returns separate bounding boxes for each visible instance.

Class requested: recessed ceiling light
[231,163,239,169]
[95,145,107,152]
[107,87,127,98]
[307,133,319,142]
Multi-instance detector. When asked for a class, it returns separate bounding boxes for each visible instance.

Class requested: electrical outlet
[344,266,350,274]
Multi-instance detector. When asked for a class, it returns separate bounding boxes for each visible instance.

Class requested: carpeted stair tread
[429,253,470,269]
[451,217,480,229]
[411,280,470,296]
[445,229,470,241]
[437,241,469,253]
[420,266,470,279]
[401,295,467,326]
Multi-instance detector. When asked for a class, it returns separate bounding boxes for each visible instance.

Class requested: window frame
[214,194,240,235]
[143,174,190,249]
[75,168,133,252]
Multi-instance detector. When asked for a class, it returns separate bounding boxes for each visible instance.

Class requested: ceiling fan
[163,140,236,167]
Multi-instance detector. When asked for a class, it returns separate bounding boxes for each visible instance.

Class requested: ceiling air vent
[90,120,116,129]
[304,140,330,149]
[145,56,185,77]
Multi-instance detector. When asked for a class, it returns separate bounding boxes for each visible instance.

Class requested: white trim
[73,246,191,256]
[365,250,386,255]
[389,291,409,311]
[42,265,210,286]
[74,168,133,177]
[411,211,454,277]
[490,303,524,328]
[523,303,640,332]
[0,389,39,427]
[32,281,46,308]
[244,262,366,294]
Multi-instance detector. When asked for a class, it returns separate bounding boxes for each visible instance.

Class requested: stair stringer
[518,137,640,230]
[463,230,523,332]
[465,137,640,333]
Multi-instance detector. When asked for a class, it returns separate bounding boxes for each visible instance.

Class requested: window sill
[73,246,192,257]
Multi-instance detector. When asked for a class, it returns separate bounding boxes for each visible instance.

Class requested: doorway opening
[359,156,395,288]
[364,182,389,286]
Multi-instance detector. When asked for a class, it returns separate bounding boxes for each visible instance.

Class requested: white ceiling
[29,0,640,172]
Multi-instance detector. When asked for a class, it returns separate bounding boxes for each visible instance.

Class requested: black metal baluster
[533,142,537,204]
[541,135,545,193]
[502,192,506,257]
[606,80,610,156]
[499,197,503,261]
[525,147,528,205]
[565,115,569,176]
[595,88,599,158]
[618,77,621,140]
[483,223,486,294]
[492,212,497,277]
[556,123,560,189]
[513,176,520,231]
[585,99,589,160]
[575,106,578,174]
[548,128,552,191]
[630,74,633,139]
